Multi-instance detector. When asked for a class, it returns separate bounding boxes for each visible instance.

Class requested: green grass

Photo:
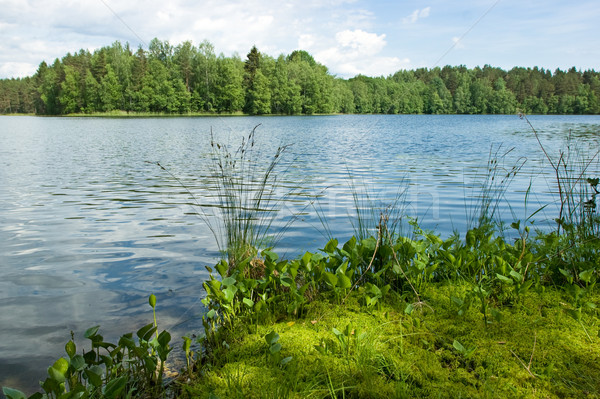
[180,285,600,398]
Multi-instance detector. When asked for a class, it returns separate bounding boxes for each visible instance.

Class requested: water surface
[1,114,600,393]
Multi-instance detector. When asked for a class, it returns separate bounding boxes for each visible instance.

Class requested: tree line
[1,39,599,115]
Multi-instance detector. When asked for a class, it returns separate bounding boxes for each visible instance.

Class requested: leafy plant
[3,295,172,399]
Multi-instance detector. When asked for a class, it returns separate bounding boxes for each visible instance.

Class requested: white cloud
[298,34,316,49]
[0,62,38,79]
[403,7,431,24]
[312,29,410,77]
[335,29,386,55]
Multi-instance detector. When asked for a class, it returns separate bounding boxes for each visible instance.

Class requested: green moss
[181,283,600,398]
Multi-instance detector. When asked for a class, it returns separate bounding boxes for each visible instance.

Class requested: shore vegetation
[3,116,600,398]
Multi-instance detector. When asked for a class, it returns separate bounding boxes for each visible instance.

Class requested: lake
[1,114,600,393]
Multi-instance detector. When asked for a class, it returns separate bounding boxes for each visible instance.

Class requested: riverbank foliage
[3,119,600,398]
[1,39,599,116]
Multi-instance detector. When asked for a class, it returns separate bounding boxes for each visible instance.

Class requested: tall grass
[204,125,294,272]
[465,144,526,233]
[347,173,410,242]
[521,114,600,238]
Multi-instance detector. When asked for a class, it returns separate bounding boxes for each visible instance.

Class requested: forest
[1,38,599,115]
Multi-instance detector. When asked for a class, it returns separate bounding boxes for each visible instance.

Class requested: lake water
[1,114,600,393]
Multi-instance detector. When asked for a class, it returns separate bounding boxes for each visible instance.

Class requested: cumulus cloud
[311,29,410,77]
[335,29,386,56]
[403,7,431,24]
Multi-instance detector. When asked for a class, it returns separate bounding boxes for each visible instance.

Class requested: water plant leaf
[323,272,337,287]
[280,356,293,367]
[84,325,100,339]
[70,354,86,371]
[65,340,76,358]
[453,340,465,353]
[262,250,279,262]
[47,357,69,383]
[337,272,352,289]
[85,367,103,388]
[323,239,338,255]
[509,270,523,282]
[243,297,254,308]
[280,276,294,287]
[496,273,513,284]
[579,269,593,283]
[265,331,280,346]
[269,343,282,354]
[222,276,236,287]
[2,387,27,399]
[137,323,156,342]
[103,376,127,399]
[158,330,171,347]
[215,260,228,277]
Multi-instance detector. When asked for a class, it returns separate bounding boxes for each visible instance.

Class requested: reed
[205,125,294,272]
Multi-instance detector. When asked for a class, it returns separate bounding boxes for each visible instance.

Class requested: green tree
[214,55,244,113]
[193,40,218,111]
[99,64,122,111]
[83,69,100,113]
[60,65,82,113]
[245,69,271,115]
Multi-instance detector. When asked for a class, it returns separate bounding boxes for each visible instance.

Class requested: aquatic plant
[2,295,173,399]
[203,124,300,274]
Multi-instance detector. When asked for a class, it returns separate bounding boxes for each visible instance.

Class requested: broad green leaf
[269,343,282,354]
[84,325,100,339]
[47,357,69,383]
[322,272,337,287]
[262,250,279,262]
[495,273,513,284]
[222,276,236,287]
[65,340,76,358]
[301,252,312,268]
[70,354,86,371]
[2,387,27,399]
[579,269,594,283]
[509,270,523,282]
[265,331,279,345]
[103,376,127,399]
[453,340,465,353]
[158,330,171,347]
[137,323,156,342]
[223,286,237,303]
[323,238,338,254]
[85,367,103,388]
[336,272,351,289]
[215,260,228,277]
[280,276,294,287]
[243,297,254,308]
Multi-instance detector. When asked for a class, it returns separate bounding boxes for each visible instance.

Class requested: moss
[181,283,600,398]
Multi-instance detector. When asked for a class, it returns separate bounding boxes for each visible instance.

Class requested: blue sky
[1,0,599,79]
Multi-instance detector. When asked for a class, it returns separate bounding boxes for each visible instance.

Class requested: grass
[180,285,600,399]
